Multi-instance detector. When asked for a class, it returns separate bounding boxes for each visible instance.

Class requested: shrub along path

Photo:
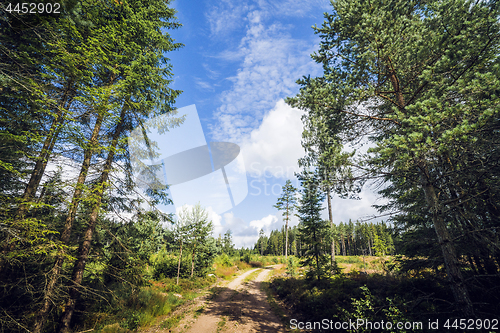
[167,265,286,333]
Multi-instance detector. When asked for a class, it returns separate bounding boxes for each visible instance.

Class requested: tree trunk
[341,233,346,256]
[285,202,289,261]
[314,228,320,280]
[57,105,125,333]
[191,244,196,278]
[0,82,74,276]
[33,109,105,333]
[327,188,335,268]
[419,164,475,317]
[17,80,74,218]
[368,234,372,256]
[177,240,183,285]
[347,236,351,256]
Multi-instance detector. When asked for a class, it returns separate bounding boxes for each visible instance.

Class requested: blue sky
[158,0,383,248]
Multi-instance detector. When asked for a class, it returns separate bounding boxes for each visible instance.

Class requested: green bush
[215,253,232,267]
[151,254,191,279]
[340,286,414,333]
[120,312,140,331]
[287,256,299,276]
[242,252,252,264]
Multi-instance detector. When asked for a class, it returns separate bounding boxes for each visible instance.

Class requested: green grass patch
[269,268,479,333]
[335,255,362,264]
[194,306,205,318]
[160,313,185,330]
[243,268,261,284]
[76,275,216,332]
[217,316,227,333]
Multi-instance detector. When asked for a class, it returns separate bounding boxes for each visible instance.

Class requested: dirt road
[171,266,286,333]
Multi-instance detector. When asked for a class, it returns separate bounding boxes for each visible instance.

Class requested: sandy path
[176,266,285,333]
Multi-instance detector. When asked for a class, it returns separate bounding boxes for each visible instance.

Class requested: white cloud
[203,63,221,80]
[241,99,304,179]
[231,212,301,248]
[231,213,280,248]
[194,77,215,91]
[249,214,278,232]
[222,212,255,247]
[205,0,331,38]
[274,0,331,17]
[205,0,250,37]
[210,9,321,143]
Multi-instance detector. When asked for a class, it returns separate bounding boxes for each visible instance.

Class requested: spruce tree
[287,0,500,316]
[296,171,328,280]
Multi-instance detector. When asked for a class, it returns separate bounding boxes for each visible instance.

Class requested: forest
[1,0,500,332]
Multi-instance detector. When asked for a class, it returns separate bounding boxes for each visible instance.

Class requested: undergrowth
[271,256,500,332]
[75,275,216,332]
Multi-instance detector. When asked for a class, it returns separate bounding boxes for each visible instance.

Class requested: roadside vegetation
[270,255,500,333]
[71,249,285,332]
[2,0,500,332]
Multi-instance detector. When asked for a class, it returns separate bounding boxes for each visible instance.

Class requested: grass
[268,255,500,333]
[160,313,185,330]
[194,306,205,318]
[243,268,262,284]
[215,265,239,279]
[216,316,227,333]
[214,254,270,280]
[76,275,217,332]
[335,255,390,274]
[262,281,292,331]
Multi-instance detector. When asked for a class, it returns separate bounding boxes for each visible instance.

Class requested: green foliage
[215,253,233,267]
[271,273,442,333]
[101,215,165,285]
[286,256,299,276]
[274,180,298,220]
[160,313,184,330]
[74,274,216,332]
[287,0,500,315]
[222,230,235,256]
[296,171,329,280]
[151,251,191,279]
[1,0,183,330]
[340,286,413,333]
[242,251,252,264]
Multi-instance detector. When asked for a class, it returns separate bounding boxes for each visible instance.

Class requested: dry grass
[214,265,238,279]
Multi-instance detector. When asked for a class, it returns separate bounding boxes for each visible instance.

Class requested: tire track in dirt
[178,265,285,333]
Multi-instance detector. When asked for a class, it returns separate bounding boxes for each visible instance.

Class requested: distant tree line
[254,219,395,257]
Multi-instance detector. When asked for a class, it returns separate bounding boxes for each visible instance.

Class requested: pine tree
[223,230,234,256]
[296,171,328,280]
[274,180,297,261]
[287,0,500,315]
